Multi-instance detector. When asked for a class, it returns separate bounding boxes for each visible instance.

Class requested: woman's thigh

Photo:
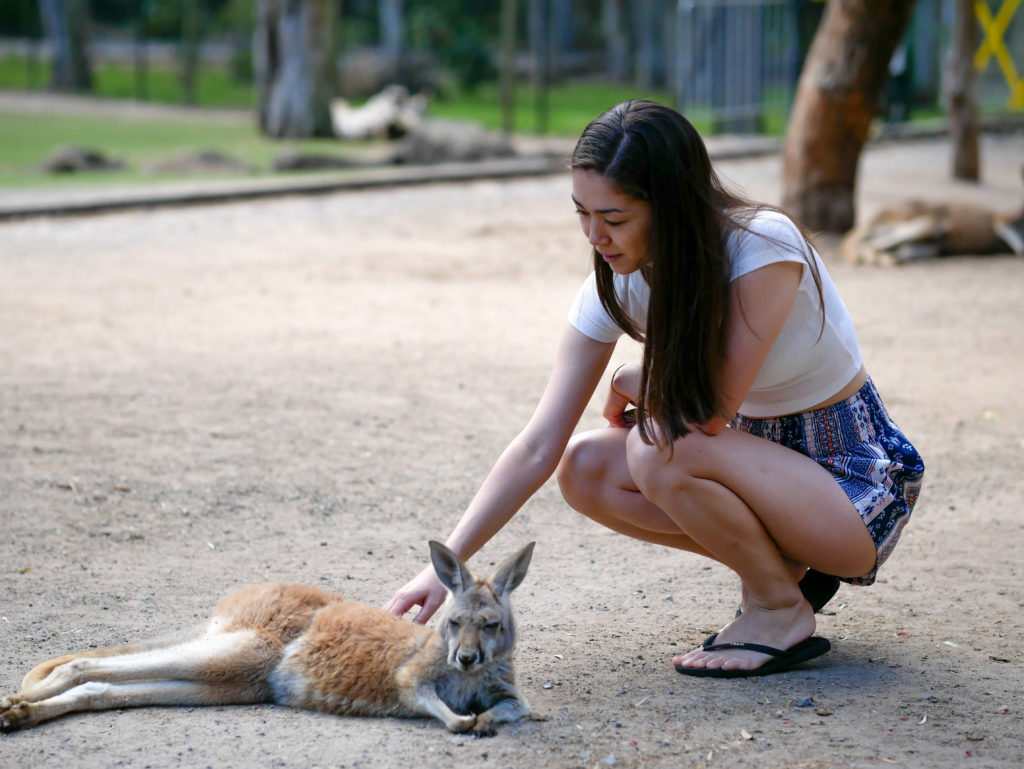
[626,426,877,578]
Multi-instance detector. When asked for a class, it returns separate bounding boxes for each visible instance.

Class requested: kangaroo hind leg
[20,628,197,691]
[1,679,267,732]
[9,629,275,707]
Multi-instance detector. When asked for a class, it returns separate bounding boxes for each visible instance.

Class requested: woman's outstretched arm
[384,324,615,622]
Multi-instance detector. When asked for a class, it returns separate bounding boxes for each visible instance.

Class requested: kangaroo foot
[0,701,33,733]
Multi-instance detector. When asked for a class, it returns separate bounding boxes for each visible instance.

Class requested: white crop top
[567,209,863,417]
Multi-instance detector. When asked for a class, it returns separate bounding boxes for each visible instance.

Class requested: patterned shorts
[731,378,924,585]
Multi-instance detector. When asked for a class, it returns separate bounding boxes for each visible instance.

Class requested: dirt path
[1,133,1022,768]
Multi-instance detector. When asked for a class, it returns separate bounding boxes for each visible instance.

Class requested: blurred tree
[38,0,93,91]
[1,0,43,86]
[90,0,137,25]
[945,0,979,181]
[782,0,917,233]
[133,0,148,100]
[179,0,202,104]
[601,0,628,82]
[0,0,42,36]
[501,0,518,133]
[529,0,548,133]
[380,0,403,63]
[632,0,654,89]
[255,0,337,138]
[406,0,499,93]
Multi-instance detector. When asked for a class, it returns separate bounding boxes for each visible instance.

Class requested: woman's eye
[575,209,588,217]
[605,219,623,227]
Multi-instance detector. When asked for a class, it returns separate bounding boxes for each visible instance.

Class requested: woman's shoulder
[732,207,805,244]
[728,207,813,279]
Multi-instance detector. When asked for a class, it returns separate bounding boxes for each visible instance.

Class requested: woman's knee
[625,428,704,503]
[557,430,623,510]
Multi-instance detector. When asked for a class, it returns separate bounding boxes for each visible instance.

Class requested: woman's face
[571,169,652,275]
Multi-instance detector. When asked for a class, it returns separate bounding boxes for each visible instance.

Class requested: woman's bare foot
[673,597,816,673]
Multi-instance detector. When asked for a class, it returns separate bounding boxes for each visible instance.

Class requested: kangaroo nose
[457,650,479,668]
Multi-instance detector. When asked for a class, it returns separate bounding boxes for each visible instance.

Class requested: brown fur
[1,542,534,736]
[841,199,1024,265]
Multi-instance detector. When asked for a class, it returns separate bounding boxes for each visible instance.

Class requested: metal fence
[673,0,799,134]
[670,0,1024,134]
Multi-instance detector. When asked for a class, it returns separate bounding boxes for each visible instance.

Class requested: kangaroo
[840,199,1024,265]
[0,541,534,736]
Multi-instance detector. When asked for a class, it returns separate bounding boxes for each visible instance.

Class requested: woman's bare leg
[625,426,876,672]
[557,427,715,555]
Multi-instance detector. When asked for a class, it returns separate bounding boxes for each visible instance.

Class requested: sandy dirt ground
[1,131,1023,769]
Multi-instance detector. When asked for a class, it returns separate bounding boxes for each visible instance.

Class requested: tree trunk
[499,0,518,135]
[548,0,572,83]
[379,0,403,63]
[632,0,655,89]
[38,0,92,92]
[782,0,917,233]
[529,0,549,134]
[255,0,337,139]
[133,13,149,101]
[602,0,629,82]
[180,0,202,105]
[945,0,979,181]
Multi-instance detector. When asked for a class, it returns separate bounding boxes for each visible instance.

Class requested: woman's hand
[383,566,447,624]
[603,362,640,427]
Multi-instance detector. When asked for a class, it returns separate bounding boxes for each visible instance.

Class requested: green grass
[429,80,679,136]
[0,110,380,188]
[0,54,256,108]
[428,81,798,137]
[92,60,257,109]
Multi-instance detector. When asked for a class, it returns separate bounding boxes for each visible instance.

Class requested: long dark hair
[571,100,822,446]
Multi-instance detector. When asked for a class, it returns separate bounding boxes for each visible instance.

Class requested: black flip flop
[675,634,832,678]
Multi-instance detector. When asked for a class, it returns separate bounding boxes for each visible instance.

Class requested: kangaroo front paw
[0,702,33,733]
[469,714,497,738]
[445,714,477,734]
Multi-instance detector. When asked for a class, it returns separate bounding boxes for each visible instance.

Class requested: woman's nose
[588,220,608,245]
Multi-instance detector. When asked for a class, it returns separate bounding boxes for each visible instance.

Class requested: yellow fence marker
[974,0,1024,110]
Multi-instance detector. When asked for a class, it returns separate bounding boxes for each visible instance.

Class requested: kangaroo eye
[448,619,460,629]
[484,622,500,632]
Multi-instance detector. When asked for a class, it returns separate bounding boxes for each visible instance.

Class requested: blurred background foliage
[0,0,1019,189]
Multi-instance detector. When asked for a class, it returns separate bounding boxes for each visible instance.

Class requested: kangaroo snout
[455,647,482,670]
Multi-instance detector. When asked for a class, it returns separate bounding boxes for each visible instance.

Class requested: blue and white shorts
[731,378,924,585]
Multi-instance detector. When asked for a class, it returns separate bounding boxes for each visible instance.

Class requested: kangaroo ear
[489,542,535,597]
[429,541,474,595]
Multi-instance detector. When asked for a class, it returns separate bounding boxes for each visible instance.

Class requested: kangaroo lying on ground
[0,541,534,736]
[840,199,1024,265]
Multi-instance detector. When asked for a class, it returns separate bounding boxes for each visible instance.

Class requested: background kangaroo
[0,541,533,736]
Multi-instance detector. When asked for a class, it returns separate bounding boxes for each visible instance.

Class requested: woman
[384,100,924,678]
